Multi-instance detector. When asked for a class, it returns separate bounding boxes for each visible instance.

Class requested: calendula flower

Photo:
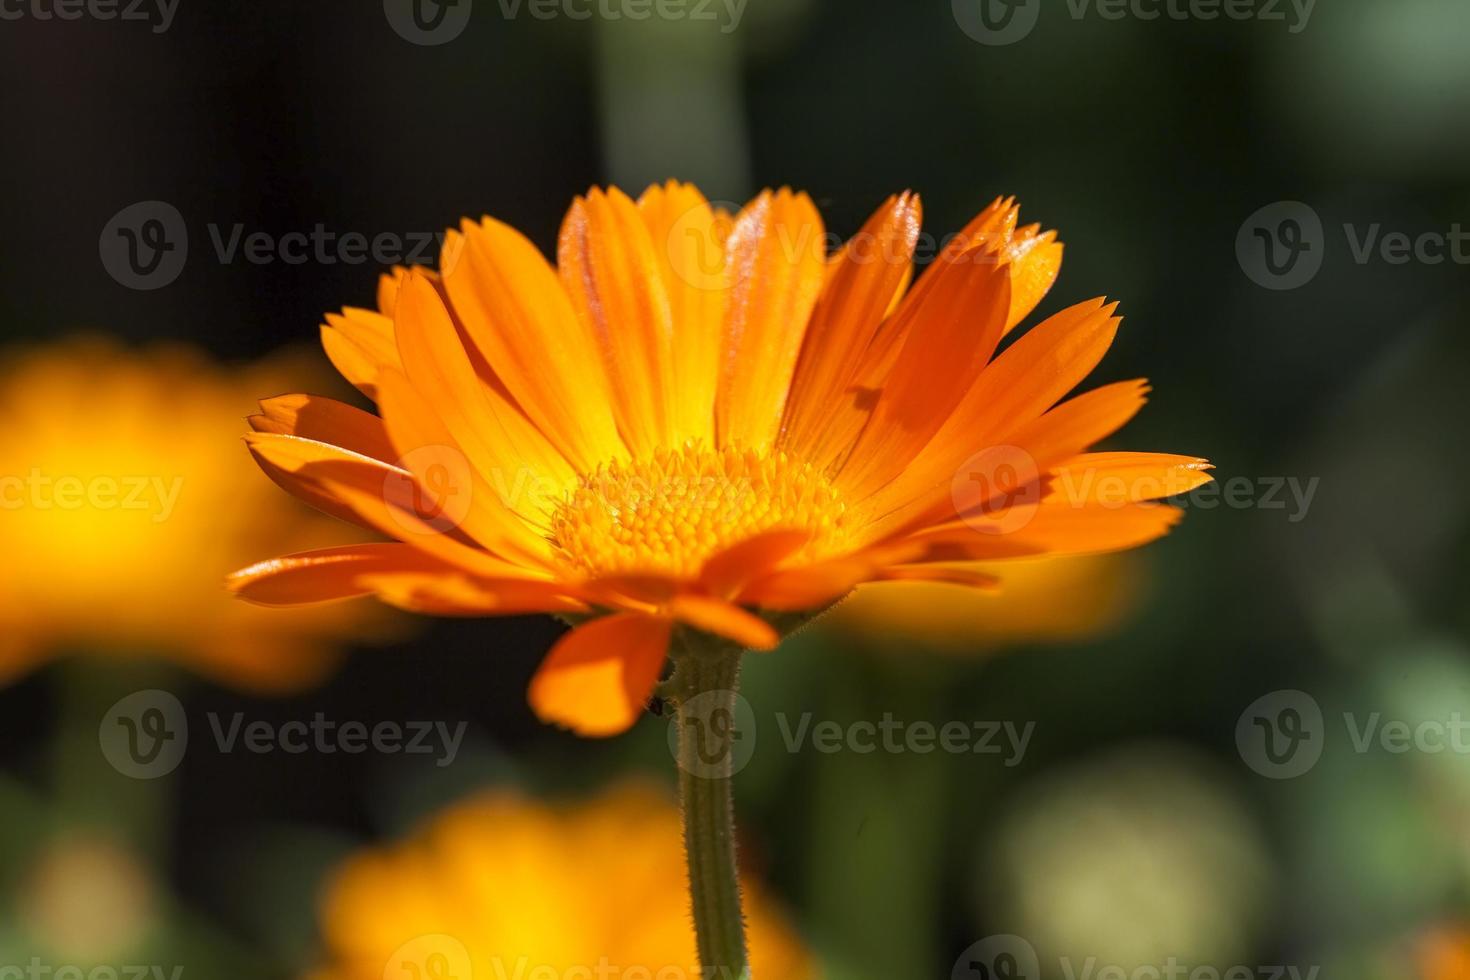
[0,339,394,692]
[229,183,1211,735]
[306,783,816,980]
[828,554,1142,652]
[234,184,1212,979]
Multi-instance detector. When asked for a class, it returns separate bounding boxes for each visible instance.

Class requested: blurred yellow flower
[308,783,817,980]
[0,338,395,692]
[828,554,1141,651]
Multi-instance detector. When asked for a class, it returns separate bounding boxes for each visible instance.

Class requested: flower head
[0,339,394,691]
[305,784,815,980]
[229,184,1211,732]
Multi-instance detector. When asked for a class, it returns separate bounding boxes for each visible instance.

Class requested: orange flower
[229,184,1211,733]
[0,339,395,692]
[306,783,816,980]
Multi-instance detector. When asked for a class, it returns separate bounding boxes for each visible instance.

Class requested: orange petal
[227,543,446,606]
[781,192,921,458]
[375,368,557,568]
[560,186,677,456]
[851,298,1123,542]
[376,266,420,318]
[716,189,826,449]
[637,181,728,446]
[666,595,778,650]
[740,555,884,612]
[919,197,1061,332]
[244,430,403,533]
[953,297,1122,445]
[441,216,627,471]
[908,501,1185,560]
[1002,379,1151,465]
[391,271,572,515]
[321,308,402,400]
[528,614,672,737]
[875,565,1002,589]
[243,432,539,581]
[855,378,1152,548]
[699,528,812,599]
[1003,228,1064,332]
[250,393,398,463]
[837,255,1012,498]
[357,573,589,616]
[1047,453,1214,507]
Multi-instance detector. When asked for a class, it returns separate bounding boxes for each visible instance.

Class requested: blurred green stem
[672,634,750,980]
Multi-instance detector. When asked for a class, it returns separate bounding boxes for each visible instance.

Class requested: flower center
[549,444,849,579]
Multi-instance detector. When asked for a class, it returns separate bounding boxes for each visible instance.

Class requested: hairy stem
[672,636,750,980]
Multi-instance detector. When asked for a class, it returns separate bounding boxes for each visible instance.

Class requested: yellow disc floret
[550,444,849,579]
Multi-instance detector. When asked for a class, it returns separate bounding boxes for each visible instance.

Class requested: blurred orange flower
[307,783,816,980]
[0,339,395,692]
[230,184,1211,733]
[828,554,1142,651]
[1420,926,1470,980]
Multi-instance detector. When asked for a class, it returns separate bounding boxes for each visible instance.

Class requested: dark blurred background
[2,1,1469,978]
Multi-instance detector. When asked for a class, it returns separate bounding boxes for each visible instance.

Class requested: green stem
[672,636,750,980]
